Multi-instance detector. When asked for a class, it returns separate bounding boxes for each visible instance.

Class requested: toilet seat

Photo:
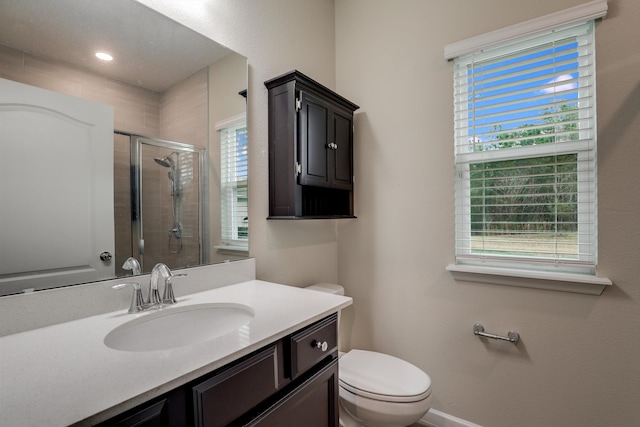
[339,350,432,403]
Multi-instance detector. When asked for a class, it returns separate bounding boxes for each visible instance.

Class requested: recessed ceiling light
[95,52,113,61]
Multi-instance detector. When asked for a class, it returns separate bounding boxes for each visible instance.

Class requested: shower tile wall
[160,69,208,148]
[0,45,162,136]
[151,69,208,271]
[0,44,208,274]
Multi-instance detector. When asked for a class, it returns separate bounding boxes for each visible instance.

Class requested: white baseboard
[417,408,483,427]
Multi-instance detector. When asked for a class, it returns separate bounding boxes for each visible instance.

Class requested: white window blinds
[220,119,248,248]
[452,20,597,275]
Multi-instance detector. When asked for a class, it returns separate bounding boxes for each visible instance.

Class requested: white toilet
[305,284,432,427]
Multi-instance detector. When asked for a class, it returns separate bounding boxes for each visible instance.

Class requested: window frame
[217,114,248,251]
[445,2,611,294]
[455,144,596,274]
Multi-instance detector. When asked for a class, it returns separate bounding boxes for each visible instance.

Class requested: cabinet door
[102,399,169,427]
[298,91,353,192]
[298,92,330,188]
[330,110,354,190]
[193,345,280,427]
[96,390,187,427]
[247,359,339,427]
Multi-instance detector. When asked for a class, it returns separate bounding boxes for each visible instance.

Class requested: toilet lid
[339,350,432,403]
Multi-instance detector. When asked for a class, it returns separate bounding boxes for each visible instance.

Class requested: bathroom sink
[104,303,254,352]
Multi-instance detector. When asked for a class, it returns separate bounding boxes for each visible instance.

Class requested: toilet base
[339,386,432,427]
[338,400,362,427]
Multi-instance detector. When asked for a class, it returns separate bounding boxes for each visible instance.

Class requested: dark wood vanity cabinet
[246,360,338,427]
[265,70,359,219]
[193,344,283,427]
[98,314,339,427]
[100,389,187,427]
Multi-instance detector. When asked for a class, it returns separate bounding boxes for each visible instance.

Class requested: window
[448,9,606,281]
[219,116,248,250]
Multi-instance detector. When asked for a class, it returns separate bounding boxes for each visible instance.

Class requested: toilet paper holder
[473,323,519,344]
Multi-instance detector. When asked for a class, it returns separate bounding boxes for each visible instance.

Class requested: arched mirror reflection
[0,0,248,296]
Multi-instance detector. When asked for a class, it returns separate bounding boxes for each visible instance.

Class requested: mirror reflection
[0,0,248,296]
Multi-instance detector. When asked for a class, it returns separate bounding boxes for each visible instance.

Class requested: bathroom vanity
[0,279,351,426]
[100,314,339,426]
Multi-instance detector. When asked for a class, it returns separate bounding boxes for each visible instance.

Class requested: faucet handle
[162,273,187,305]
[113,282,145,313]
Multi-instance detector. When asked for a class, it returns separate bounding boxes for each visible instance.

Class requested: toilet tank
[305,283,345,296]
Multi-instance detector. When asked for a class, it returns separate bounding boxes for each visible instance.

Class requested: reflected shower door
[134,137,206,273]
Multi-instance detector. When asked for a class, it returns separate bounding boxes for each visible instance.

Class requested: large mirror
[0,0,248,297]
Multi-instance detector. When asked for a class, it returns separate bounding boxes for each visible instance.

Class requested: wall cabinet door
[330,109,354,190]
[298,92,353,191]
[298,92,329,188]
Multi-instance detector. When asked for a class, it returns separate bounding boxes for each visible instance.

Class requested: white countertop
[0,280,352,426]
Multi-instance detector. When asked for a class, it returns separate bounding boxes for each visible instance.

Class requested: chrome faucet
[148,263,186,307]
[148,263,170,306]
[113,262,186,313]
[112,282,145,313]
[121,257,142,276]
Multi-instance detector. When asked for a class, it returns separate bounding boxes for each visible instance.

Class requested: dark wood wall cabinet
[97,314,339,427]
[265,70,359,219]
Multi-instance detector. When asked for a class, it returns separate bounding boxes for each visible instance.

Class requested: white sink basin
[104,303,254,352]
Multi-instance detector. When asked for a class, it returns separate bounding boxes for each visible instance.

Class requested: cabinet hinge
[295,162,302,176]
[295,98,302,112]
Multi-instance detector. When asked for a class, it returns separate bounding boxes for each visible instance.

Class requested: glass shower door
[134,137,206,273]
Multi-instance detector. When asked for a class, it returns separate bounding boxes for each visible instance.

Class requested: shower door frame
[117,131,208,272]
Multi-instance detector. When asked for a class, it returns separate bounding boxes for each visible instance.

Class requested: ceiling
[0,0,231,92]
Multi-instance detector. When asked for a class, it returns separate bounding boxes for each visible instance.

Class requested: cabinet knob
[313,340,329,352]
[326,142,338,150]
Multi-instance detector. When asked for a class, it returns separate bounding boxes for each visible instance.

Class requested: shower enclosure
[153,151,183,254]
[114,132,207,274]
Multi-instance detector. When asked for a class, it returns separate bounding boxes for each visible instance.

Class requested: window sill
[214,245,249,254]
[446,264,612,295]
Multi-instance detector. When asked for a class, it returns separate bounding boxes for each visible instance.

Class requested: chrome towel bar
[473,323,519,344]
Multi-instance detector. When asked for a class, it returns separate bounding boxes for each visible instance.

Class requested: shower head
[154,154,175,168]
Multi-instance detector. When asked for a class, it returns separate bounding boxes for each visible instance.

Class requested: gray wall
[335,1,640,426]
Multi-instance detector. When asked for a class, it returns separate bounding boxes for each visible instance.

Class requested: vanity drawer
[289,314,337,379]
[192,344,280,427]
